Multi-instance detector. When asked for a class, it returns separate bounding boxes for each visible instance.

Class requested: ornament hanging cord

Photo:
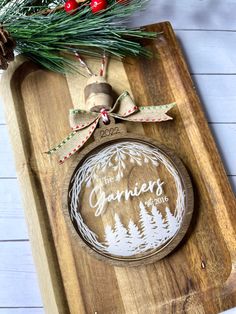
[100,52,108,78]
[74,51,94,77]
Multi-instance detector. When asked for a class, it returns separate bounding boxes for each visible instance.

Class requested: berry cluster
[64,0,126,14]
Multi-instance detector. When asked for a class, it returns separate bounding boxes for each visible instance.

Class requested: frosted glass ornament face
[68,140,186,260]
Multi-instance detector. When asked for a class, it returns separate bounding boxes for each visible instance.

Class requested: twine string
[100,52,107,77]
[74,51,94,76]
[100,108,110,124]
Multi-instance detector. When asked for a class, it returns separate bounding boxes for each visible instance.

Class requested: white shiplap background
[0,1,236,313]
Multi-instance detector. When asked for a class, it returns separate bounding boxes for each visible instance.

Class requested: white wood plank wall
[0,1,235,313]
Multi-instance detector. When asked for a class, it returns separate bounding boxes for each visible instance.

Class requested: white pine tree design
[139,202,157,250]
[113,213,131,256]
[165,207,179,238]
[103,205,180,257]
[151,205,168,244]
[104,225,119,255]
[128,220,144,253]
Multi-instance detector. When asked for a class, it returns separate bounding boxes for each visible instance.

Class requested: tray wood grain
[1,22,236,314]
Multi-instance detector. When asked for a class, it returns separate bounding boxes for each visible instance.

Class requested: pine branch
[0,0,157,73]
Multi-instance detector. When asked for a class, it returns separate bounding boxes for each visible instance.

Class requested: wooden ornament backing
[62,122,194,267]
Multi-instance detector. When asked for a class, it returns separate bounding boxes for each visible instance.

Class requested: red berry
[90,0,107,13]
[64,0,79,12]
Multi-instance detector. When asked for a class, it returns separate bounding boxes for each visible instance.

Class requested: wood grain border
[62,132,194,267]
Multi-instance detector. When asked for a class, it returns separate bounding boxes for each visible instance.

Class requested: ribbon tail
[47,118,99,163]
[117,102,176,122]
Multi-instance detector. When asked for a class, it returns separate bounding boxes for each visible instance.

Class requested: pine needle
[0,0,157,73]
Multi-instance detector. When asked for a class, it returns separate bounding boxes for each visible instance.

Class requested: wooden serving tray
[2,22,236,314]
